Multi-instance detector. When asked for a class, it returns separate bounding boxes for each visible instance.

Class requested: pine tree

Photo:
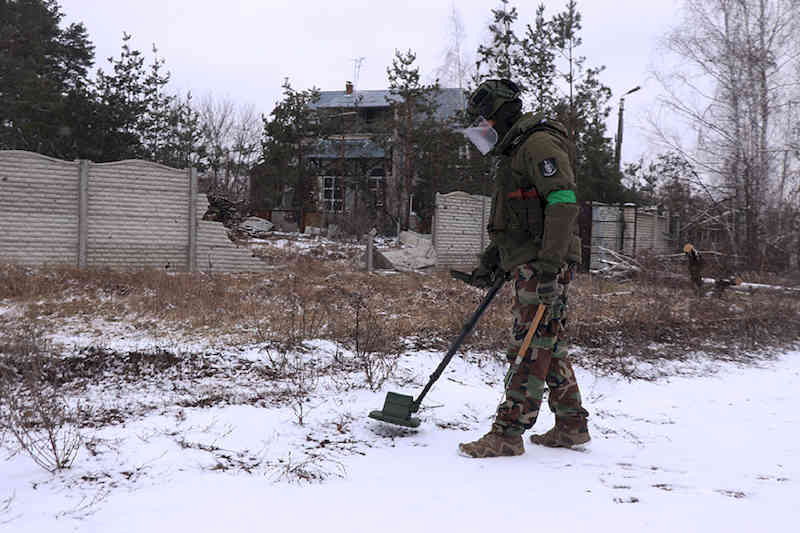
[473,1,626,203]
[0,0,95,158]
[412,111,477,232]
[92,34,202,166]
[519,4,557,113]
[139,45,175,164]
[260,80,322,232]
[569,66,624,203]
[93,33,149,161]
[549,0,583,172]
[546,1,625,202]
[385,49,441,230]
[475,0,524,85]
[157,91,204,170]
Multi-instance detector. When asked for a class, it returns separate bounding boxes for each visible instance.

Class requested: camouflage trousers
[493,262,589,437]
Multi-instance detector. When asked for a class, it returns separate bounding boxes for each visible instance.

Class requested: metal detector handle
[411,274,506,412]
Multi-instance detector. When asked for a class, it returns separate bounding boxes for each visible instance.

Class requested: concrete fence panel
[86,160,189,269]
[1,150,274,273]
[433,191,491,270]
[0,151,80,266]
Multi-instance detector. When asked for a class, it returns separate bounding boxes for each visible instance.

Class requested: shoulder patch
[538,157,558,177]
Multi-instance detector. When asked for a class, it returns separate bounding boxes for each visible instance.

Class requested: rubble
[365,230,436,272]
[203,195,276,242]
[363,246,395,270]
[202,194,247,228]
[239,217,274,238]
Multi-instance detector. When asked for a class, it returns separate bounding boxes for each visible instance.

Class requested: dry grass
[1,258,798,368]
[0,260,510,351]
[566,273,800,372]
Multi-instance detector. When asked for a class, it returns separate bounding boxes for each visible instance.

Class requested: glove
[449,265,507,289]
[464,243,504,288]
[478,243,500,273]
[469,264,499,289]
[558,262,576,285]
[532,262,558,306]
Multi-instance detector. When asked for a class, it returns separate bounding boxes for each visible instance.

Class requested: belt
[508,188,538,199]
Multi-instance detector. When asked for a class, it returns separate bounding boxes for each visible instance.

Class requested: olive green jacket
[484,112,580,274]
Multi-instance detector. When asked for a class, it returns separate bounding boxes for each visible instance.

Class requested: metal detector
[368,274,506,428]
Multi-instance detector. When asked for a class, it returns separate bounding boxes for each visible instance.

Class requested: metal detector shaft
[411,275,506,412]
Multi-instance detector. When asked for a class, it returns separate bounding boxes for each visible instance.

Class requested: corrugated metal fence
[0,150,271,272]
[585,202,676,270]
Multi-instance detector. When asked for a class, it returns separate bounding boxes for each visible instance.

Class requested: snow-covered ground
[2,338,799,532]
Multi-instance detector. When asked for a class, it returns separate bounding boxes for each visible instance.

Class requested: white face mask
[461,117,499,155]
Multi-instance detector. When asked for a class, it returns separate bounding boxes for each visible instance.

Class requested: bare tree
[197,94,262,201]
[653,0,800,269]
[436,2,474,91]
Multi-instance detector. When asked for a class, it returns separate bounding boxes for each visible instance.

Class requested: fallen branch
[591,247,642,279]
[702,278,800,295]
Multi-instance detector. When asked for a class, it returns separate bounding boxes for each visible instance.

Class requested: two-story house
[306,81,465,233]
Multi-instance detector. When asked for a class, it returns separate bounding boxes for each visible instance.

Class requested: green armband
[546,190,577,205]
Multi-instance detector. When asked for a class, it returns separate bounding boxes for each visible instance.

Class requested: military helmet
[467,79,522,121]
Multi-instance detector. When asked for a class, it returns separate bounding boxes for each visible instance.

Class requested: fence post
[188,167,198,272]
[432,196,437,266]
[367,228,376,272]
[651,209,657,249]
[578,201,592,272]
[78,160,89,269]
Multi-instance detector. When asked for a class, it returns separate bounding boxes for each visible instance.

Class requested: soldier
[457,79,590,458]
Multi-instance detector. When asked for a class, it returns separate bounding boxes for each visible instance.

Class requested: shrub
[0,324,83,472]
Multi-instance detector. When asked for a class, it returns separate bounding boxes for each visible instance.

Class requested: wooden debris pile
[202,193,247,228]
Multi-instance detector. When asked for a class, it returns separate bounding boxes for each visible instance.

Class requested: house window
[368,166,386,207]
[322,176,344,212]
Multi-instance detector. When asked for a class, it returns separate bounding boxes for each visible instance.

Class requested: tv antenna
[352,57,366,96]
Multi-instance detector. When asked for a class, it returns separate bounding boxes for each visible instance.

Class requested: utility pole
[615,85,641,173]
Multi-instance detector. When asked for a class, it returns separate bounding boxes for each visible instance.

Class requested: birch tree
[655,0,800,269]
[436,2,473,91]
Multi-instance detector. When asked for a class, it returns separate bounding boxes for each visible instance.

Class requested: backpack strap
[501,119,566,156]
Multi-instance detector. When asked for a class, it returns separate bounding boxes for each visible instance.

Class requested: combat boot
[530,420,590,448]
[458,426,524,458]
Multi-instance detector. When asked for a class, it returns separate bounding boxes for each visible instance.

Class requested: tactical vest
[488,120,567,240]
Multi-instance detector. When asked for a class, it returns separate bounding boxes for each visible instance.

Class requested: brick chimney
[345,81,353,95]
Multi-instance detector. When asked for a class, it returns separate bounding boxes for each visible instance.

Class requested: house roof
[306,138,386,159]
[313,90,397,109]
[311,87,466,123]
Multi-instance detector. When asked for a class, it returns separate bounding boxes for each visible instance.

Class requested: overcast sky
[59,0,684,165]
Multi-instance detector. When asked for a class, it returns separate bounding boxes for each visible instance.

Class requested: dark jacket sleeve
[516,132,579,273]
